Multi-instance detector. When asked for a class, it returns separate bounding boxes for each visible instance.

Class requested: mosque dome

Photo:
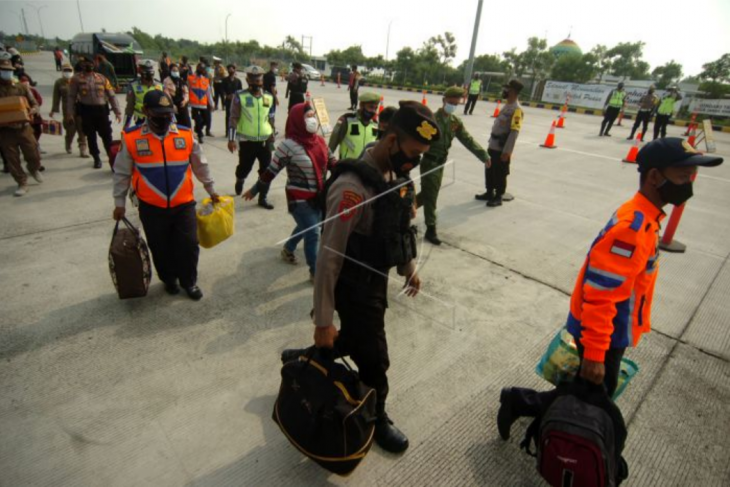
[550,38,583,57]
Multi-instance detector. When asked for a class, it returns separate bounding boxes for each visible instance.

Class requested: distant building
[550,38,583,58]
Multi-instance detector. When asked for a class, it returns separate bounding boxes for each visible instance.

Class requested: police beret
[444,86,465,98]
[636,137,723,173]
[391,101,440,144]
[360,92,380,104]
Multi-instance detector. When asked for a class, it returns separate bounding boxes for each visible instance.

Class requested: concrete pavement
[1,52,729,487]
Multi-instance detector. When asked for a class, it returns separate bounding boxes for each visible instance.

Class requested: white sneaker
[30,171,43,183]
[14,185,28,197]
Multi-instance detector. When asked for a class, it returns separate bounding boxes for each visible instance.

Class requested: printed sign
[542,81,678,113]
[312,97,332,135]
[688,99,730,117]
[702,119,716,153]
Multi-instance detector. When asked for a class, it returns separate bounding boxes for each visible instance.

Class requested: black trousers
[334,265,390,416]
[191,108,208,138]
[464,94,479,114]
[485,148,510,196]
[653,114,671,140]
[175,106,192,129]
[138,201,199,288]
[510,342,625,418]
[600,106,621,135]
[630,111,652,140]
[349,89,358,109]
[288,94,304,112]
[213,82,224,109]
[78,104,113,158]
[236,140,271,200]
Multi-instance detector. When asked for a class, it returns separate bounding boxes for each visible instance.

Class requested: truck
[68,32,143,91]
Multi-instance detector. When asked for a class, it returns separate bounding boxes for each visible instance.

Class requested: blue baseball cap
[636,137,723,173]
[143,90,174,114]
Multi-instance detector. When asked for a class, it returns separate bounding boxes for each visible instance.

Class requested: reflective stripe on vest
[124,125,195,208]
[608,90,626,108]
[341,117,378,160]
[236,92,273,141]
[133,82,163,118]
[188,75,210,109]
[657,96,676,116]
[469,80,481,95]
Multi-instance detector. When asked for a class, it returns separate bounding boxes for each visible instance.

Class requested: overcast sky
[1,0,728,77]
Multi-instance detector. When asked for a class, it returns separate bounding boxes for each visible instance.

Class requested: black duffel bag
[108,217,152,299]
[273,347,377,476]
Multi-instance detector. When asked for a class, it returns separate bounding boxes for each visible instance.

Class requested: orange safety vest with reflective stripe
[124,124,195,209]
[566,192,665,363]
[187,74,210,109]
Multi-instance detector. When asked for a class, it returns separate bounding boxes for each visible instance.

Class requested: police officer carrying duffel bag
[273,347,377,476]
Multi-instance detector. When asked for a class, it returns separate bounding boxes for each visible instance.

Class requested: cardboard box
[42,119,63,135]
[0,96,31,125]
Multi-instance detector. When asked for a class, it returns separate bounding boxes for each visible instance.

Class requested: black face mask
[389,138,422,178]
[142,72,154,81]
[362,110,377,122]
[148,115,172,135]
[84,64,93,73]
[501,90,509,99]
[249,84,261,93]
[657,175,693,206]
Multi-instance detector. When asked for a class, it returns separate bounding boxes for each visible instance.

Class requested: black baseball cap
[391,100,441,145]
[636,137,723,173]
[143,90,174,114]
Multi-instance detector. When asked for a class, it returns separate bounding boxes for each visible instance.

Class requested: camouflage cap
[360,92,380,104]
[443,86,465,98]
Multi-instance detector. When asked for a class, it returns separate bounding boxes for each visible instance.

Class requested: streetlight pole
[29,4,47,40]
[225,13,231,43]
[463,0,484,87]
[76,0,85,32]
[385,20,394,61]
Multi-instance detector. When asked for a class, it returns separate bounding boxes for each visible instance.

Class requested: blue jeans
[284,201,322,275]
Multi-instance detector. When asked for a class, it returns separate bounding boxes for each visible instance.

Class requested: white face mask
[304,117,319,134]
[171,71,180,78]
[0,71,13,81]
[62,71,73,79]
[444,103,457,115]
[273,68,279,75]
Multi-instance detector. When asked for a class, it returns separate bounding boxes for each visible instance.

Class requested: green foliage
[699,81,730,99]
[651,60,683,89]
[551,53,599,83]
[605,42,650,79]
[325,45,367,67]
[457,53,505,74]
[700,53,730,83]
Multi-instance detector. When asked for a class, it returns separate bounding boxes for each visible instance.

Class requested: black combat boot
[375,414,409,453]
[425,225,441,245]
[475,191,494,201]
[497,387,518,440]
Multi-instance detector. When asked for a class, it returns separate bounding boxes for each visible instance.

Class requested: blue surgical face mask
[444,103,457,115]
[170,71,180,78]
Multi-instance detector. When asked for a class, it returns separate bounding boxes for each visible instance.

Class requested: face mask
[305,117,319,134]
[170,71,179,78]
[142,72,153,80]
[249,84,261,93]
[362,110,376,122]
[444,103,457,115]
[273,68,279,74]
[657,174,693,206]
[148,115,172,135]
[84,64,93,73]
[228,71,236,77]
[389,139,422,178]
[501,90,509,99]
[0,71,12,81]
[63,71,73,79]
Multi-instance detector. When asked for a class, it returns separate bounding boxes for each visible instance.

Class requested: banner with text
[688,99,730,117]
[542,81,674,112]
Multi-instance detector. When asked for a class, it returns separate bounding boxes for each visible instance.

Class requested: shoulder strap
[520,417,540,458]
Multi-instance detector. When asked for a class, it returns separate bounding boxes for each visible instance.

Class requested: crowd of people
[1,46,724,480]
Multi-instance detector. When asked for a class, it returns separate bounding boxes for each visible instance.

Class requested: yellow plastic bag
[196,196,235,249]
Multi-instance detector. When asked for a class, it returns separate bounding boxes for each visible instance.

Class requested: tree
[325,45,367,67]
[699,53,730,83]
[457,53,505,74]
[502,48,525,77]
[521,37,554,82]
[590,44,611,79]
[651,60,683,89]
[605,42,650,79]
[550,53,599,83]
[426,32,457,66]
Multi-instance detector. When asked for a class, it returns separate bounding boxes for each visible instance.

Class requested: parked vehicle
[290,63,321,80]
[69,32,143,91]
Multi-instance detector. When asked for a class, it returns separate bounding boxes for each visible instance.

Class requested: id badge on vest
[136,139,152,157]
[174,137,187,150]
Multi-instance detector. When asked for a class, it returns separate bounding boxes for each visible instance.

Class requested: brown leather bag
[108,217,151,299]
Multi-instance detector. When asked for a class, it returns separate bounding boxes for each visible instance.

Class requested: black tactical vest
[323,160,417,272]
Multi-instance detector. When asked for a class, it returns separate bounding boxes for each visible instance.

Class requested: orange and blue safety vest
[566,192,665,363]
[123,123,195,209]
[187,74,210,109]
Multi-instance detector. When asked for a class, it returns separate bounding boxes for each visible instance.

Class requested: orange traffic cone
[491,100,501,118]
[616,109,625,127]
[684,112,697,135]
[687,125,697,147]
[556,113,566,129]
[378,95,384,114]
[421,90,427,105]
[540,121,558,149]
[622,132,642,163]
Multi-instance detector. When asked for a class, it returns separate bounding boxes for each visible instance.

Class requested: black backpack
[273,347,377,476]
[521,381,629,487]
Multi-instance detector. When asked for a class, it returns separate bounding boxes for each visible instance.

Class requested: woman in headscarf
[244,102,337,281]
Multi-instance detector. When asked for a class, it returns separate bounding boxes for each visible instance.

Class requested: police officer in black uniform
[282,101,441,454]
[286,62,309,112]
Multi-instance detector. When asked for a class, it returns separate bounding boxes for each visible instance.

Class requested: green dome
[550,38,583,57]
